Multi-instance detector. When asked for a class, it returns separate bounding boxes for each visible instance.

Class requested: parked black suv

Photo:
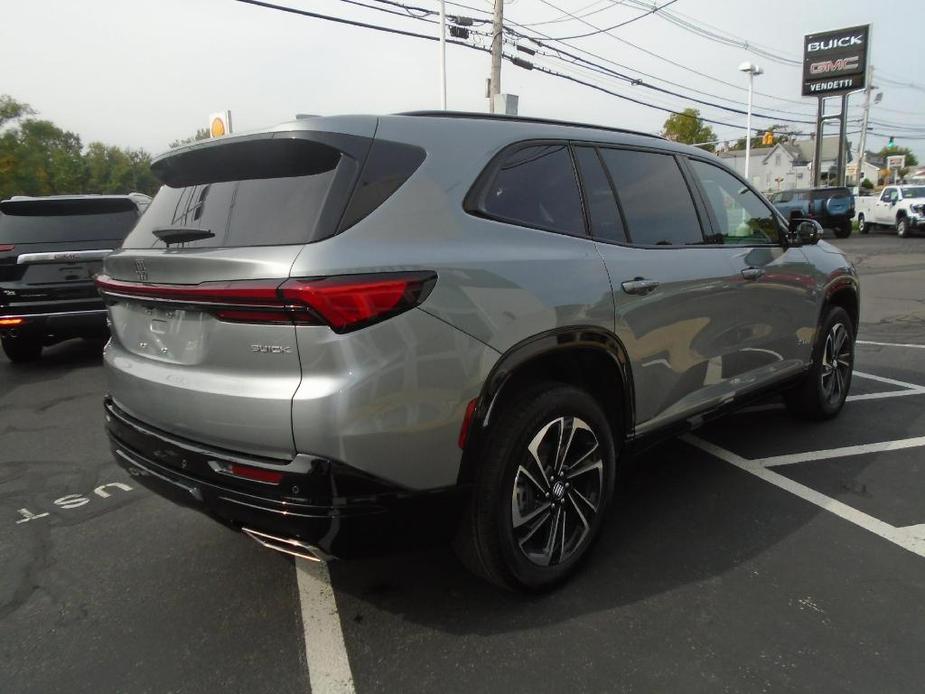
[0,194,149,362]
[768,187,855,238]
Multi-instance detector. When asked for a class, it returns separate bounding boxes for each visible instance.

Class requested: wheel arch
[824,279,860,335]
[457,326,634,484]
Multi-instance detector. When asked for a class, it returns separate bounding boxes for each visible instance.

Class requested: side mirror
[787,218,822,246]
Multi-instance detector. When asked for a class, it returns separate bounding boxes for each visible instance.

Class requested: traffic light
[761,131,774,146]
[887,136,896,149]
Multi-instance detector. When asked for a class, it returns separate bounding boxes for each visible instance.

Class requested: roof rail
[397,111,664,140]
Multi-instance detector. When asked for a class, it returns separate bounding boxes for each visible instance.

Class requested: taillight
[0,317,25,327]
[96,272,436,333]
[0,244,15,253]
[280,273,436,332]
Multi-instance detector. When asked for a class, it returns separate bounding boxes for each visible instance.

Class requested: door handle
[621,278,660,295]
[741,267,765,280]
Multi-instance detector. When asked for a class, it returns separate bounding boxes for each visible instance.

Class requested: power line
[234,0,807,134]
[521,0,622,27]
[234,0,491,47]
[360,0,822,120]
[234,0,889,143]
[621,1,925,93]
[517,0,814,108]
[620,0,800,66]
[542,0,680,41]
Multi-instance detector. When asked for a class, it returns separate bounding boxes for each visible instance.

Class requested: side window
[880,188,893,202]
[478,144,585,236]
[573,146,626,243]
[688,159,781,245]
[598,148,704,245]
[779,191,793,203]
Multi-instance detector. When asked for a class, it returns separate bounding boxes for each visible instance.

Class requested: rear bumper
[104,398,468,558]
[0,308,108,338]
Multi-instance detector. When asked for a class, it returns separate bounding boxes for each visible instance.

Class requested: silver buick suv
[100,112,859,590]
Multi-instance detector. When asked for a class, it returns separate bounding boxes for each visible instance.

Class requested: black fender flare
[458,326,635,483]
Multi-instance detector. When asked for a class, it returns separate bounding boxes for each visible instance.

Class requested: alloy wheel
[511,416,604,567]
[821,322,852,406]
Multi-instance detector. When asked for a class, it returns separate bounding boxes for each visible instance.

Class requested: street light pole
[739,62,763,181]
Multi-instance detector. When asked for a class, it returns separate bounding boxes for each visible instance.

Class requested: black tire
[784,306,854,420]
[834,222,852,239]
[454,382,618,591]
[857,214,869,234]
[1,335,43,363]
[897,217,909,237]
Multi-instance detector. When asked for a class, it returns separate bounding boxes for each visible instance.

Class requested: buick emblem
[134,258,148,282]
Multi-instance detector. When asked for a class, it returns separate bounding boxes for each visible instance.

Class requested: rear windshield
[0,199,139,244]
[123,138,345,249]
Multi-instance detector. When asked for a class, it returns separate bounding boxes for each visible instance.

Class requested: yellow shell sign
[208,111,231,138]
[210,117,226,137]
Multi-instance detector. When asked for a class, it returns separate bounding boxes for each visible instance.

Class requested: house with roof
[717,136,852,193]
[846,151,885,186]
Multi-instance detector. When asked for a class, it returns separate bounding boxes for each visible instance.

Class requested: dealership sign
[802,24,869,97]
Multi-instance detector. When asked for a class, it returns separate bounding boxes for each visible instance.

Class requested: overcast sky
[2,0,922,160]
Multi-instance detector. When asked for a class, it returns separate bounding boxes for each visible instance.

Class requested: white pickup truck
[856,185,925,237]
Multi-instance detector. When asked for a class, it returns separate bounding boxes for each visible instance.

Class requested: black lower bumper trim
[105,398,468,557]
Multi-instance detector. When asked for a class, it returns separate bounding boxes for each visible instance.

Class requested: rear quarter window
[469,143,586,237]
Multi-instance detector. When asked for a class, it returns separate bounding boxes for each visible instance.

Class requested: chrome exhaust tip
[242,527,334,563]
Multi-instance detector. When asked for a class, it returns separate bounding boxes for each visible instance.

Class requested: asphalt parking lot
[2,233,925,693]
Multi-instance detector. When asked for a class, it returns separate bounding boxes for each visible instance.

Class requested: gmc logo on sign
[809,56,860,75]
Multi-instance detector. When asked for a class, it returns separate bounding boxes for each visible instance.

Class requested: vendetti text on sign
[802,24,869,97]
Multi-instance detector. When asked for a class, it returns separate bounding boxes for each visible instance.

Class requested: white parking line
[853,370,925,390]
[847,389,925,401]
[296,560,356,694]
[858,340,925,350]
[683,435,925,558]
[751,436,925,467]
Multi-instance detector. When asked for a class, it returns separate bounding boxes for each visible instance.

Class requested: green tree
[661,109,716,152]
[0,94,160,199]
[82,143,158,195]
[878,146,918,177]
[0,95,35,129]
[0,119,84,198]
[169,128,210,149]
[878,146,918,168]
[861,178,874,190]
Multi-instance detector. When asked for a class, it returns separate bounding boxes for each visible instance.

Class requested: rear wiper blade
[152,227,214,245]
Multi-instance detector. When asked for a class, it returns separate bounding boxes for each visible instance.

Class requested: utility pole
[439,0,447,110]
[857,64,874,185]
[488,0,503,113]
